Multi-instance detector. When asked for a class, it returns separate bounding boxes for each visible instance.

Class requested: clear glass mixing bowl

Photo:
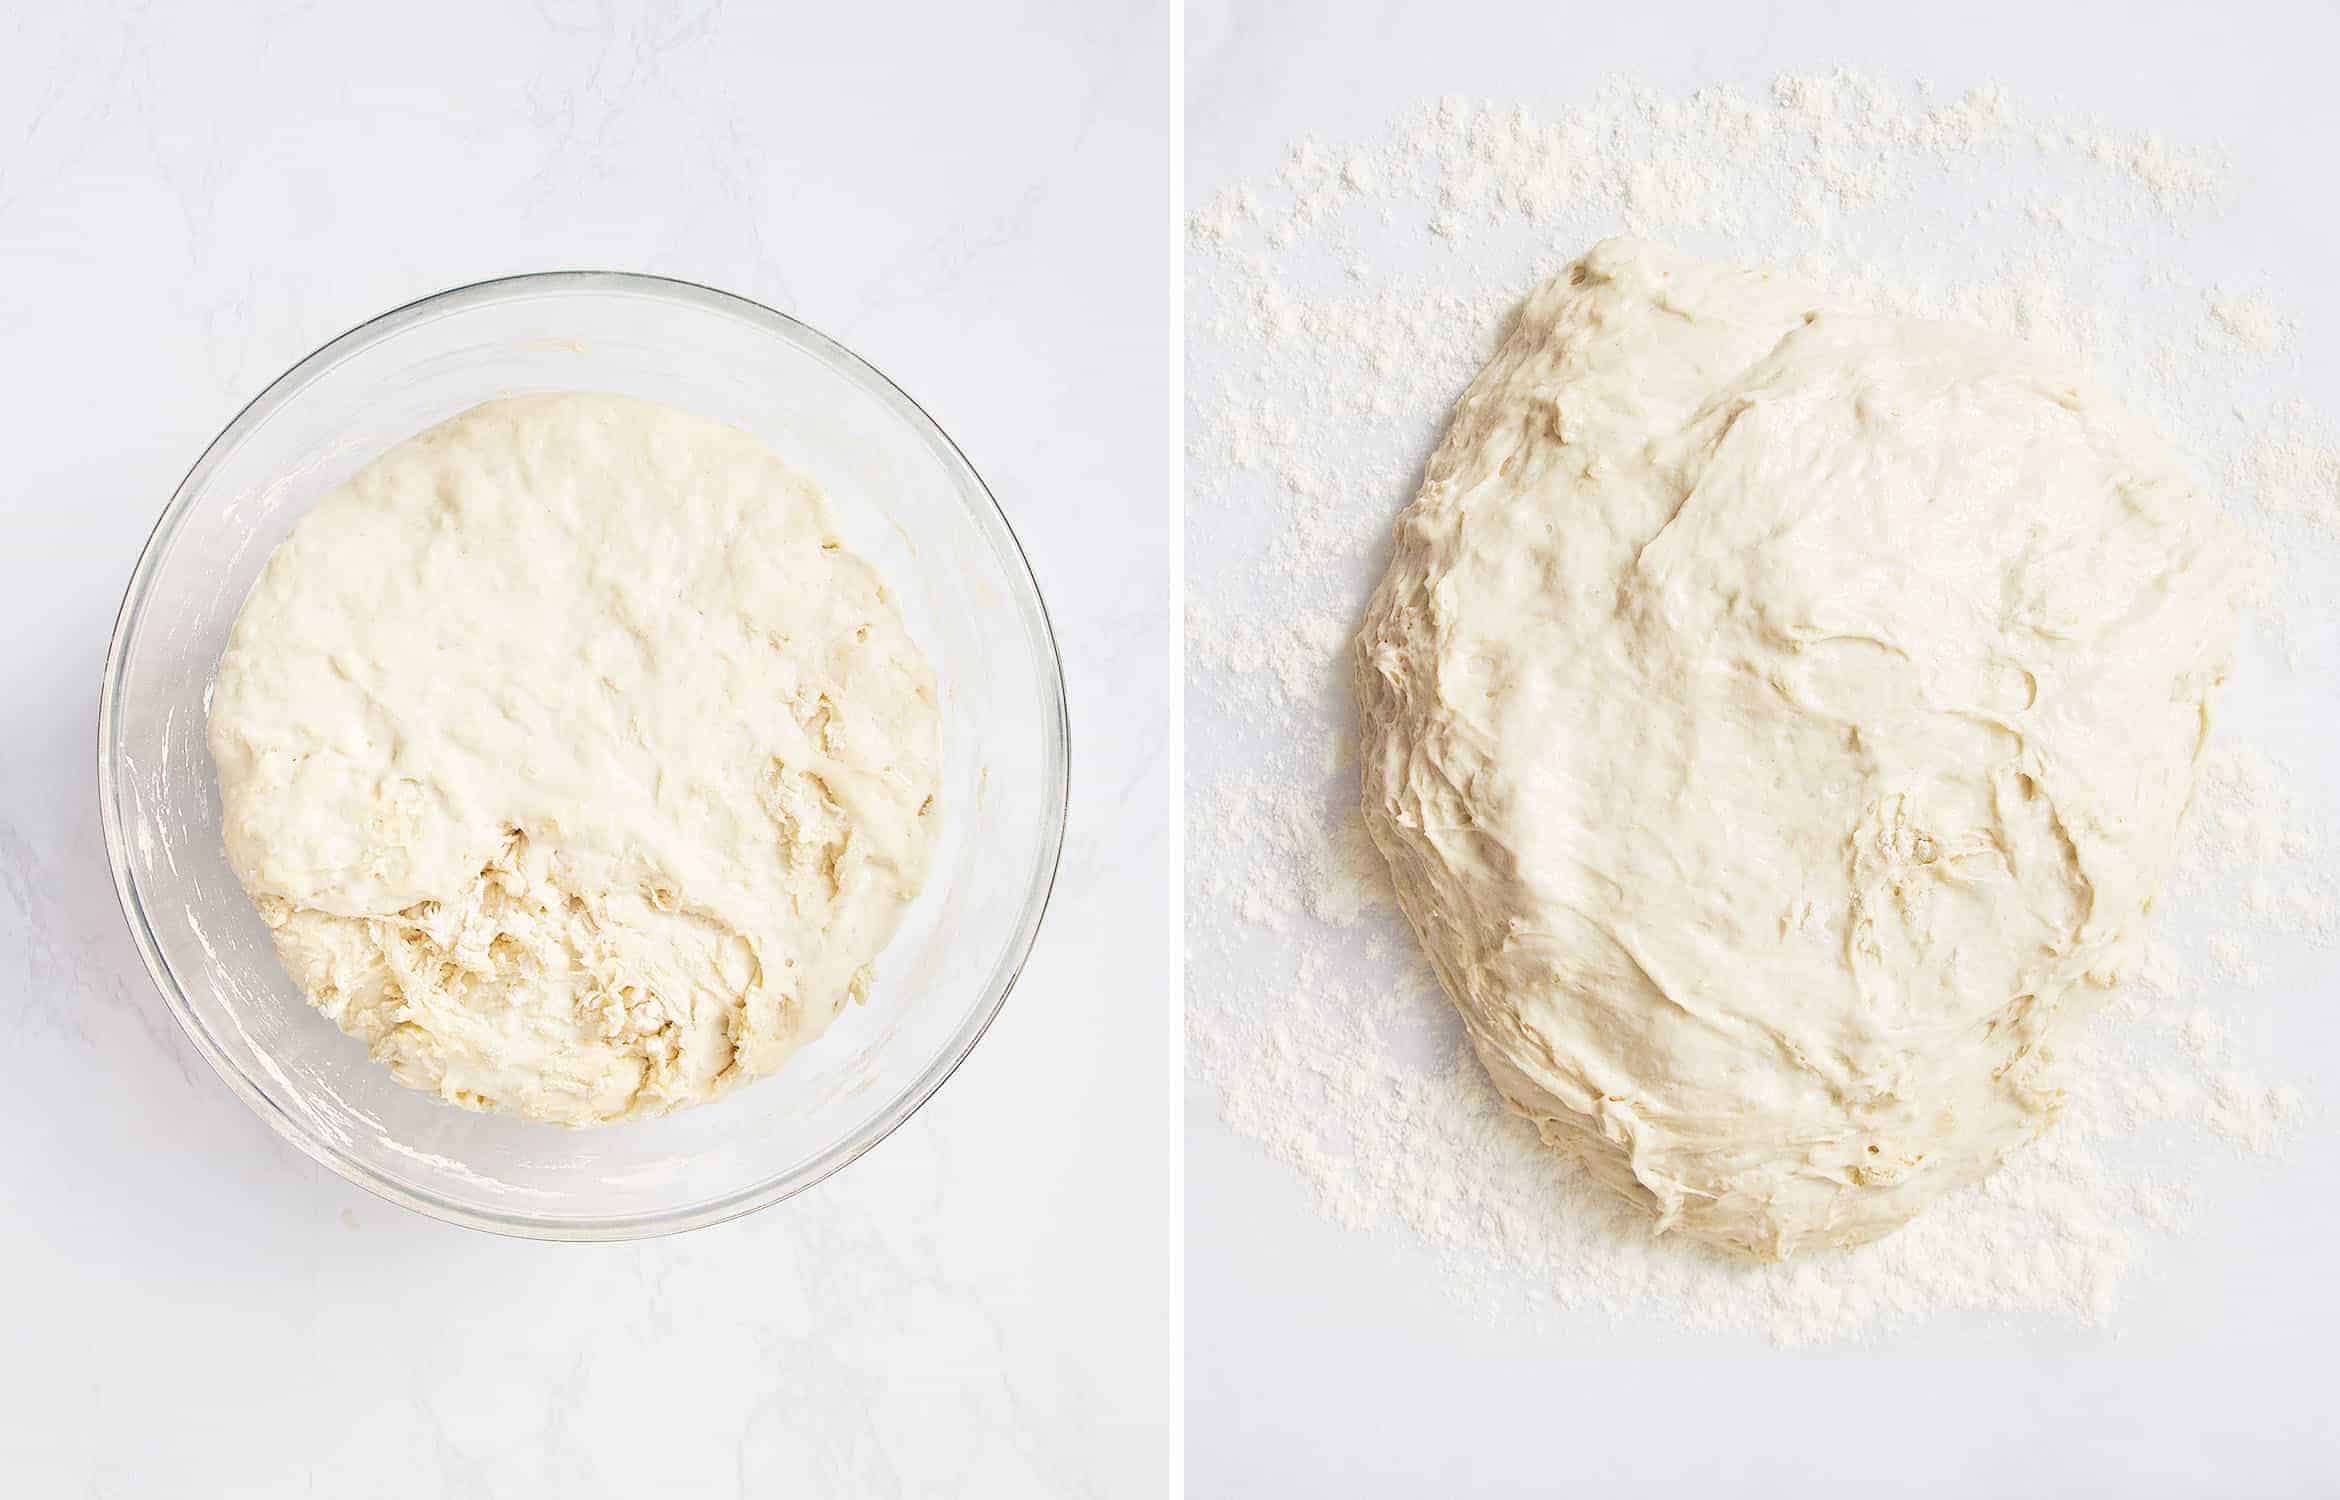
[98,273,1070,1240]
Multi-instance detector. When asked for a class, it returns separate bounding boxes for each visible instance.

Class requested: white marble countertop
[0,3,1168,1494]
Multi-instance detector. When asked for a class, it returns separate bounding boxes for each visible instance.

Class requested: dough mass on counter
[1355,239,2243,1257]
[209,393,941,1126]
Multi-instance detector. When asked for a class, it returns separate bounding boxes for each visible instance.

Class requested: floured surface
[211,394,942,1126]
[1188,72,2339,1342]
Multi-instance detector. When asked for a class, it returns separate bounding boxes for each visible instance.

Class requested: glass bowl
[98,273,1069,1240]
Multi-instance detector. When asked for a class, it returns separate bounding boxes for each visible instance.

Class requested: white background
[0,3,1168,1496]
[1187,1,2340,1495]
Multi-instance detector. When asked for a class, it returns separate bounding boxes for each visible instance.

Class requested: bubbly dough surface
[1355,239,2241,1257]
[211,393,941,1126]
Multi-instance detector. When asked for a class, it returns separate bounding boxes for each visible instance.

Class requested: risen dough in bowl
[1355,239,2242,1257]
[210,393,941,1126]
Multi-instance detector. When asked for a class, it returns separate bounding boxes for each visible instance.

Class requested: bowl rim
[95,269,1072,1241]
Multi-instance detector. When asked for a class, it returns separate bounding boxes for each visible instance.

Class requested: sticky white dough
[211,394,942,1126]
[1355,240,2242,1256]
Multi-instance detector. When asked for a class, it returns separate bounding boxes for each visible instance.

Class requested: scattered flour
[1187,70,2336,1345]
[2203,288,2290,354]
